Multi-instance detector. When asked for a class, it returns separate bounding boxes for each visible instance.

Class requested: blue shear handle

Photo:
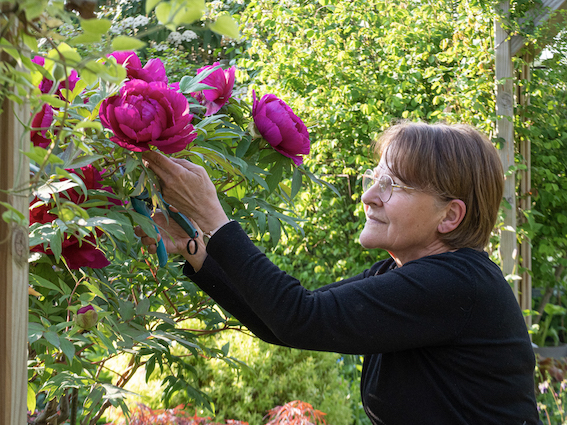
[131,197,168,267]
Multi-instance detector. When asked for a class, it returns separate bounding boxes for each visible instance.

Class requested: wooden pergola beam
[511,0,567,57]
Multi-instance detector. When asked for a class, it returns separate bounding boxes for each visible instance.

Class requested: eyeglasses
[361,169,415,203]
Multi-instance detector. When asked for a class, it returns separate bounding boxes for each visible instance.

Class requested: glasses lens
[362,170,374,192]
[378,175,393,202]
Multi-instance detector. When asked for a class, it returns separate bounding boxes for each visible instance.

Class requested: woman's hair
[375,121,504,251]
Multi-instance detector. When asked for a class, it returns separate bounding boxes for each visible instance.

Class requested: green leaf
[155,2,172,24]
[73,121,103,132]
[84,386,104,411]
[30,273,64,294]
[22,0,46,20]
[92,328,116,354]
[111,36,146,52]
[48,43,82,67]
[67,154,103,169]
[235,136,252,158]
[24,147,65,166]
[33,180,79,201]
[0,37,20,61]
[291,167,302,199]
[146,0,162,13]
[118,299,135,321]
[265,161,283,193]
[50,228,63,261]
[27,383,37,413]
[68,33,102,45]
[136,298,150,316]
[28,322,45,344]
[178,64,221,93]
[0,201,26,223]
[59,337,76,363]
[83,281,108,302]
[267,215,281,244]
[209,14,240,40]
[39,94,67,108]
[44,330,60,348]
[172,0,206,26]
[81,18,112,34]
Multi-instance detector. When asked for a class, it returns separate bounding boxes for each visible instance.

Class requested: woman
[137,122,540,425]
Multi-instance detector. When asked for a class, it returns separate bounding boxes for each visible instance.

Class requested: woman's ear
[438,199,466,234]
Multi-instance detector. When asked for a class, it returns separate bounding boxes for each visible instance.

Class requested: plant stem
[70,388,78,425]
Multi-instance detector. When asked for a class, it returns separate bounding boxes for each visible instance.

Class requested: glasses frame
[361,169,415,203]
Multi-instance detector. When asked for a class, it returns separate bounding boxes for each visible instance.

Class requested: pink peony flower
[31,104,54,148]
[30,165,119,269]
[108,51,168,84]
[76,305,98,329]
[32,56,80,102]
[191,63,236,116]
[30,56,81,146]
[252,91,311,166]
[99,80,196,154]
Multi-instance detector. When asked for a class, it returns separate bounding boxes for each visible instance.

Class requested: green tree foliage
[516,24,567,340]
[238,0,496,286]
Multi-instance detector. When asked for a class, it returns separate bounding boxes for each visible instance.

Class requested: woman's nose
[361,185,384,208]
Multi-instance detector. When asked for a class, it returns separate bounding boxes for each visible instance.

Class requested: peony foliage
[0,0,326,423]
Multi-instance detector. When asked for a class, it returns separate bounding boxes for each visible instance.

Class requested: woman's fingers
[141,151,229,233]
[134,225,162,252]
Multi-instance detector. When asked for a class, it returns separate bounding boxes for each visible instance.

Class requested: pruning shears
[131,189,199,267]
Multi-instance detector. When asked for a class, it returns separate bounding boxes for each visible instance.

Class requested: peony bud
[251,91,310,166]
[76,305,98,329]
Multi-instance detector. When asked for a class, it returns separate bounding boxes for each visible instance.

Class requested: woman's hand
[142,151,230,234]
[134,210,208,271]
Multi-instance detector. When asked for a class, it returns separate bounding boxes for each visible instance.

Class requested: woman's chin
[359,228,380,250]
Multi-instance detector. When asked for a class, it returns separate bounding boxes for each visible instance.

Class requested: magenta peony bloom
[108,51,168,84]
[30,165,118,269]
[191,63,236,116]
[32,56,80,102]
[252,91,311,166]
[99,80,196,154]
[76,305,98,329]
[31,104,54,148]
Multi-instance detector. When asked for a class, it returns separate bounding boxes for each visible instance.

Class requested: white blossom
[110,14,149,34]
[167,30,198,45]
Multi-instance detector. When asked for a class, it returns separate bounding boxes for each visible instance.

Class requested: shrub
[164,330,356,425]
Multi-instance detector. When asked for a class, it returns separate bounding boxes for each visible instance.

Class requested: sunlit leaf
[155,2,172,24]
[69,32,102,45]
[111,36,146,52]
[81,18,112,34]
[27,384,37,413]
[39,94,67,108]
[209,14,240,40]
[146,0,162,13]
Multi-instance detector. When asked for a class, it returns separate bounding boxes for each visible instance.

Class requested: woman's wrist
[203,220,233,242]
[181,240,207,271]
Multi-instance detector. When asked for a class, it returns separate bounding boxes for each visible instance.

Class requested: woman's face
[360,157,451,266]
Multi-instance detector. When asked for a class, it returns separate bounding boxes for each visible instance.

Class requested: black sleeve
[184,256,289,346]
[202,221,476,355]
[183,244,375,348]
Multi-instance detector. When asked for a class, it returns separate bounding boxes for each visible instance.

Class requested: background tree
[239,0,496,286]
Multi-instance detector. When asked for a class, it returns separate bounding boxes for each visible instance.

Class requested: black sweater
[184,221,540,425]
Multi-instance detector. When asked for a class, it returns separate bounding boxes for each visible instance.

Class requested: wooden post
[518,56,533,325]
[0,55,30,424]
[495,1,518,296]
